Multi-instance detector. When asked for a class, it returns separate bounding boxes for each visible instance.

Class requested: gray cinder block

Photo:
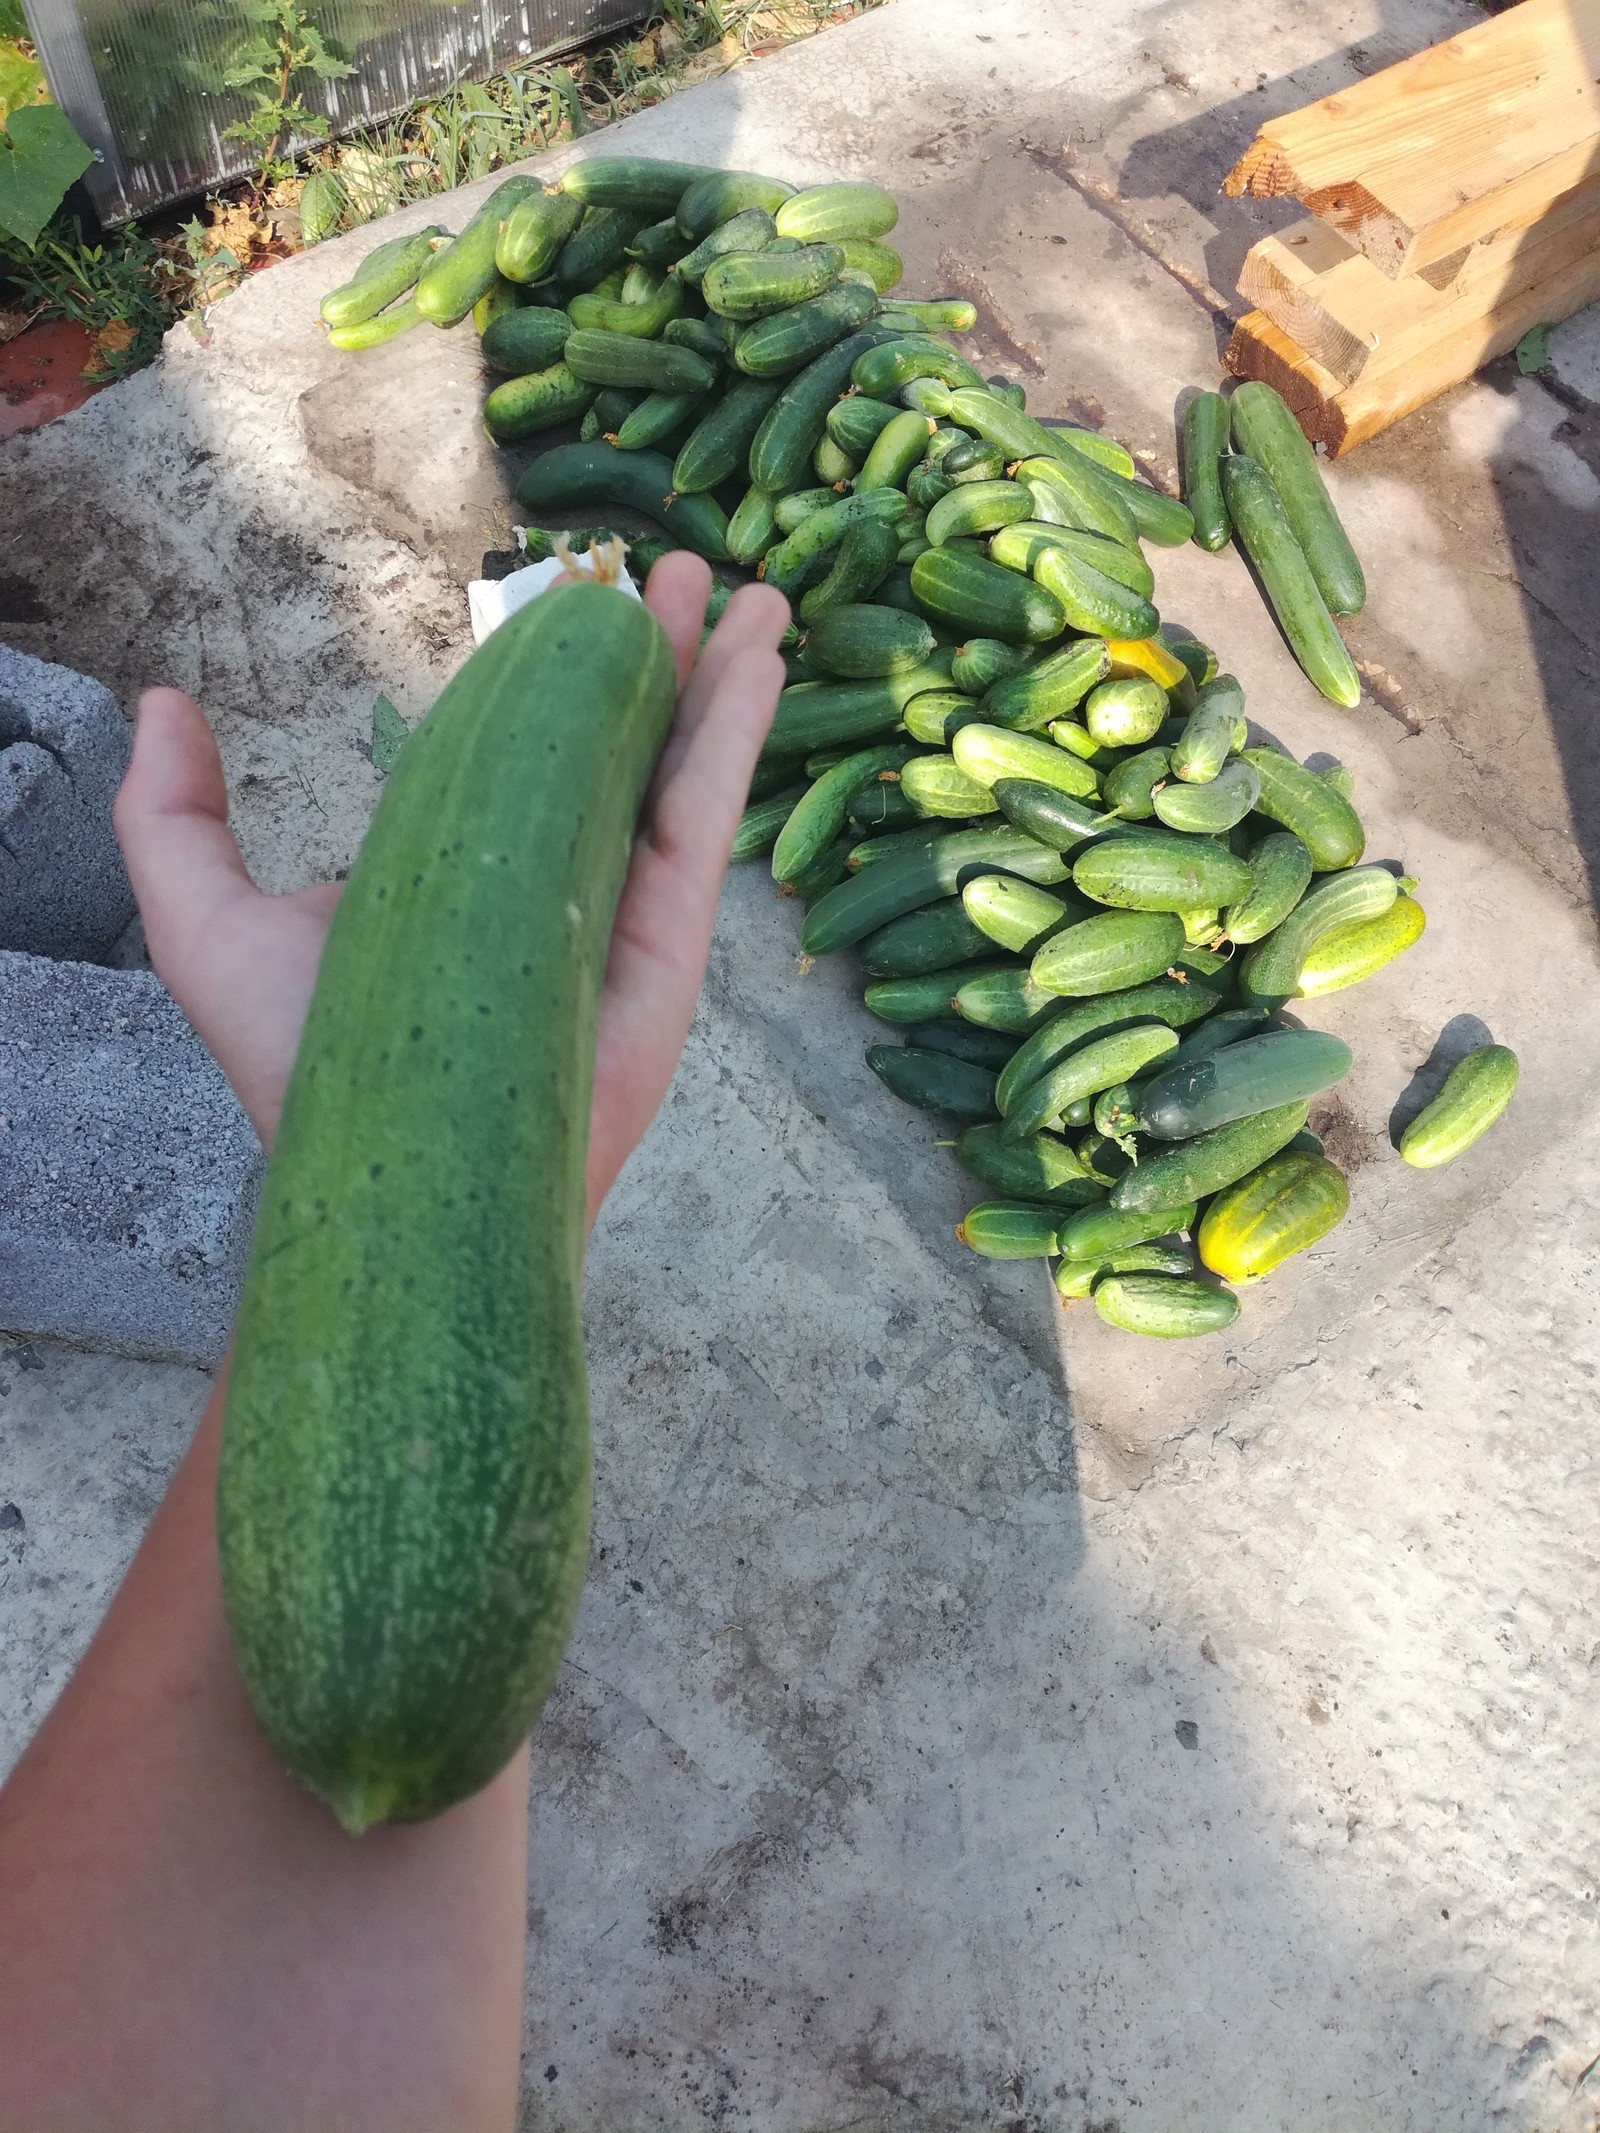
[0,951,262,1365]
[0,644,135,962]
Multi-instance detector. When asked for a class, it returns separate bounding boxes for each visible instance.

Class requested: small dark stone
[544,2066,558,2083]
[0,1502,23,1531]
[14,1344,44,1371]
[1175,1719,1199,1751]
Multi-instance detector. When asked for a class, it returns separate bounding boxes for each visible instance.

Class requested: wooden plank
[1239,182,1600,384]
[1223,0,1600,278]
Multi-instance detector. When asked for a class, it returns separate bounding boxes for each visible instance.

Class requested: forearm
[0,1369,528,2133]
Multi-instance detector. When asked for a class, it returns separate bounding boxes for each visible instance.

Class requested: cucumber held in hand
[218,580,679,1834]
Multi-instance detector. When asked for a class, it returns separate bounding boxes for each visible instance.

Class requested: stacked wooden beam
[1222,0,1600,454]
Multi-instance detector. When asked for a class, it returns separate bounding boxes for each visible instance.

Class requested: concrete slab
[0,953,261,1364]
[2,3,1599,2128]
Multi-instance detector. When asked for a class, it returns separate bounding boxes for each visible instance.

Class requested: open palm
[114,553,790,1230]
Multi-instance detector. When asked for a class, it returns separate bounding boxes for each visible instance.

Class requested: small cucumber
[1093,1274,1239,1338]
[788,838,853,902]
[1012,452,1140,551]
[1218,455,1361,709]
[1183,391,1231,552]
[859,408,938,492]
[910,547,1067,645]
[956,1202,1060,1259]
[990,522,1156,599]
[848,777,919,832]
[901,754,996,818]
[853,337,988,397]
[732,785,805,860]
[563,329,715,394]
[326,296,423,352]
[799,520,903,625]
[561,156,715,213]
[1057,1199,1199,1262]
[943,391,1136,487]
[1295,891,1425,995]
[1198,1150,1349,1281]
[909,1023,1019,1071]
[1229,381,1364,614]
[962,874,1083,954]
[861,897,993,978]
[926,480,1034,547]
[1170,675,1246,782]
[903,689,982,746]
[802,825,1071,955]
[1170,1007,1274,1066]
[807,605,936,678]
[953,639,1033,696]
[413,178,540,324]
[763,488,912,599]
[876,298,978,333]
[483,362,596,443]
[1094,469,1194,548]
[1101,747,1170,820]
[703,242,845,319]
[764,658,953,757]
[1243,747,1365,869]
[773,744,910,883]
[838,238,904,291]
[776,182,899,242]
[567,273,686,338]
[954,967,1061,1033]
[989,779,1112,851]
[1032,547,1159,643]
[727,484,783,565]
[951,724,1100,803]
[734,281,881,377]
[775,487,839,533]
[1237,865,1398,1007]
[614,385,712,451]
[629,216,692,269]
[995,977,1219,1118]
[828,393,902,458]
[1137,1028,1352,1140]
[1152,757,1261,835]
[1046,719,1112,766]
[1222,832,1313,945]
[677,170,795,242]
[865,960,1016,1025]
[848,826,954,871]
[983,641,1111,732]
[670,374,782,493]
[1054,1243,1192,1301]
[516,441,729,559]
[1399,1044,1518,1168]
[1084,677,1166,748]
[495,191,584,283]
[750,327,903,492]
[1076,1131,1134,1184]
[321,226,449,329]
[944,437,1009,484]
[956,1123,1105,1209]
[556,206,647,293]
[1032,910,1187,997]
[480,307,573,375]
[866,1044,997,1119]
[1072,833,1252,914]
[1003,1022,1182,1141]
[673,208,779,285]
[1110,1102,1310,1214]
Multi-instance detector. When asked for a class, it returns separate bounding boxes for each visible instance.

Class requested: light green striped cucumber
[1031,910,1186,997]
[702,242,844,318]
[956,1201,1061,1259]
[942,390,1137,481]
[962,873,1084,953]
[994,978,1218,1117]
[1238,865,1398,1006]
[673,207,779,285]
[877,297,977,333]
[1093,1274,1239,1338]
[953,638,1033,696]
[1053,1243,1192,1301]
[1084,676,1166,747]
[1072,832,1252,913]
[860,408,938,492]
[1101,747,1170,820]
[734,281,881,377]
[568,271,686,337]
[484,363,596,443]
[954,966,1061,1033]
[777,182,899,242]
[495,191,584,283]
[727,484,783,565]
[983,640,1111,731]
[926,480,1034,546]
[853,337,988,397]
[1003,1022,1182,1141]
[1243,747,1365,869]
[1153,757,1261,835]
[415,177,540,324]
[1221,831,1313,945]
[1056,1199,1199,1262]
[327,297,424,352]
[802,824,1071,954]
[828,393,902,457]
[1032,547,1158,642]
[217,582,677,1834]
[990,521,1156,599]
[900,754,996,818]
[322,226,449,329]
[1012,452,1140,550]
[1170,675,1246,782]
[838,237,904,291]
[950,723,1100,802]
[1399,1044,1517,1167]
[903,689,982,746]
[677,169,795,242]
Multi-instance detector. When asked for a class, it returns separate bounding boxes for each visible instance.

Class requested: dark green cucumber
[1237,865,1397,1006]
[1294,892,1425,996]
[629,216,692,269]
[956,1201,1061,1258]
[1229,382,1364,614]
[1221,831,1312,944]
[1101,747,1170,820]
[1093,1274,1238,1338]
[910,547,1066,645]
[983,641,1111,732]
[788,837,853,903]
[853,337,987,397]
[321,226,449,329]
[994,977,1219,1117]
[802,825,1071,955]
[848,775,919,832]
[484,363,596,443]
[557,207,647,293]
[954,967,1060,1033]
[908,1023,1019,1071]
[761,489,912,599]
[955,1123,1104,1209]
[799,520,902,625]
[866,1044,997,1119]
[1031,910,1187,997]
[677,170,795,242]
[962,873,1084,954]
[732,785,805,860]
[218,581,676,1833]
[989,522,1155,600]
[1083,676,1166,748]
[673,207,779,285]
[563,329,715,394]
[1218,454,1360,708]
[1399,1044,1518,1168]
[1241,747,1365,869]
[516,441,729,560]
[1198,1150,1349,1281]
[750,326,901,493]
[861,896,993,978]
[772,744,909,882]
[327,297,423,352]
[952,638,1033,696]
[1110,1101,1309,1215]
[859,408,937,492]
[1072,833,1252,913]
[1169,1006,1273,1066]
[415,177,540,325]
[561,156,714,212]
[776,182,898,242]
[763,657,953,757]
[990,779,1113,851]
[942,390,1138,489]
[664,314,735,363]
[1003,1022,1182,1141]
[495,190,584,283]
[865,959,1016,1024]
[703,242,844,318]
[1183,391,1231,553]
[1032,548,1158,642]
[950,724,1100,802]
[671,374,783,493]
[580,387,637,442]
[473,276,522,336]
[847,825,952,870]
[1093,468,1194,547]
[1136,1029,1351,1139]
[733,281,881,378]
[1011,452,1140,551]
[1056,1199,1199,1261]
[614,385,712,451]
[828,393,902,458]
[807,605,937,678]
[1152,758,1261,836]
[480,306,573,376]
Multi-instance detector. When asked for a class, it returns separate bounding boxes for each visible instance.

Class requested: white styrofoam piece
[467,551,642,647]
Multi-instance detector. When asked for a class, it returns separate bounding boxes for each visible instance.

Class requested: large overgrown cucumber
[415,177,540,324]
[495,191,584,283]
[321,226,449,329]
[516,441,730,560]
[1399,1044,1518,1168]
[1197,1150,1349,1281]
[218,582,678,1834]
[1136,1028,1352,1139]
[1109,1101,1309,1214]
[561,156,714,211]
[1229,382,1365,614]
[749,326,900,491]
[1218,455,1361,708]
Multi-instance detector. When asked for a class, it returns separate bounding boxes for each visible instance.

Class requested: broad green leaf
[1515,323,1550,375]
[371,694,410,775]
[0,46,43,122]
[0,104,94,248]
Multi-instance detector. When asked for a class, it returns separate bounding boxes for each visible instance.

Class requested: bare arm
[0,558,788,2133]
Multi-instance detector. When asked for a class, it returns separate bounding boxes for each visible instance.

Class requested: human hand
[114,553,789,1229]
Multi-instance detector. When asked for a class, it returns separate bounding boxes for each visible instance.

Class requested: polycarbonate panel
[22,0,645,224]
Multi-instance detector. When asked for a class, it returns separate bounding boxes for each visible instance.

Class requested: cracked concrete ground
[3,1,1599,2126]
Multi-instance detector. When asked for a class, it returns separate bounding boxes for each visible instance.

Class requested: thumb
[114,688,258,973]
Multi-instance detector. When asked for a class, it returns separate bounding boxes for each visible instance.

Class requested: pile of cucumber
[317,155,1518,1338]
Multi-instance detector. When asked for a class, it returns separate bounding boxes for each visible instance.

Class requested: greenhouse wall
[21,0,646,225]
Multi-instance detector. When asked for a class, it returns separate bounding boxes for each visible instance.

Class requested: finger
[646,582,791,805]
[643,550,712,692]
[113,689,260,964]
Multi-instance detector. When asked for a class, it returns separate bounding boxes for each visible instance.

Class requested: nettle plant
[223,0,351,198]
